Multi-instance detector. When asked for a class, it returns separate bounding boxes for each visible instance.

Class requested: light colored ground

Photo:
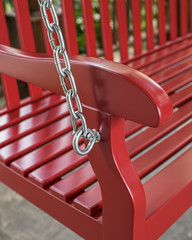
[0,182,191,240]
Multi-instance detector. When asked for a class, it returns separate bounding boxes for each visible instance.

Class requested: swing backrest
[0,0,191,111]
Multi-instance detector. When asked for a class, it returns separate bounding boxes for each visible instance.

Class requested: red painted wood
[0,94,65,130]
[11,133,84,177]
[161,70,192,94]
[74,132,192,218]
[131,0,142,55]
[61,0,79,55]
[0,90,53,116]
[13,0,43,97]
[125,80,191,139]
[145,0,154,50]
[152,58,192,84]
[81,0,97,57]
[126,101,192,157]
[74,183,102,216]
[190,0,192,32]
[99,0,113,60]
[0,102,70,147]
[169,0,178,40]
[125,121,142,138]
[158,0,166,45]
[125,79,191,139]
[0,45,173,127]
[84,108,146,239]
[169,85,192,107]
[0,0,20,108]
[50,164,96,201]
[129,36,192,69]
[146,148,192,240]
[180,0,188,36]
[115,0,129,61]
[0,2,191,238]
[145,148,192,218]
[28,149,87,187]
[140,46,192,76]
[133,122,192,178]
[0,163,102,240]
[66,98,191,217]
[0,115,74,164]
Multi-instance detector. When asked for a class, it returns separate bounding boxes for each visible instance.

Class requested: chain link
[38,0,100,156]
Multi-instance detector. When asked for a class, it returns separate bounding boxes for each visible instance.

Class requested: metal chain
[38,0,100,156]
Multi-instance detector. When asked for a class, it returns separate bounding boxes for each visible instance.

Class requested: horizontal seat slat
[0,115,75,164]
[128,36,192,69]
[27,148,87,187]
[129,36,192,69]
[0,102,70,147]
[169,85,192,107]
[126,101,192,157]
[144,147,192,218]
[74,184,102,216]
[127,33,192,69]
[133,121,192,178]
[125,83,191,138]
[0,94,65,130]
[125,121,142,137]
[162,71,192,93]
[140,46,192,76]
[152,57,192,84]
[0,91,52,116]
[10,132,83,176]
[50,164,97,202]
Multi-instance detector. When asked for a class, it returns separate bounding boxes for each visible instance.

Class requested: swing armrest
[0,45,173,127]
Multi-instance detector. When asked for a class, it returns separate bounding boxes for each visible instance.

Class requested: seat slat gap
[0,95,65,131]
[133,121,192,178]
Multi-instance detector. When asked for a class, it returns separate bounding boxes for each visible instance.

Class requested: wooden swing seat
[0,1,191,239]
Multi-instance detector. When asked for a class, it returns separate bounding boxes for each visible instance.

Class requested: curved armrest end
[0,45,173,127]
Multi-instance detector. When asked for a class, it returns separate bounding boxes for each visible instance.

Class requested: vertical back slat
[99,0,113,60]
[0,0,20,108]
[61,0,79,55]
[81,0,97,57]
[145,0,154,50]
[115,0,129,61]
[180,0,188,36]
[13,0,43,98]
[169,0,178,40]
[158,0,166,45]
[131,0,142,55]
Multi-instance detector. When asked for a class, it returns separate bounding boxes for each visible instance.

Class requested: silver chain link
[38,0,100,156]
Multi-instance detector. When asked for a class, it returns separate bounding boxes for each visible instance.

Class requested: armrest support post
[83,106,146,240]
